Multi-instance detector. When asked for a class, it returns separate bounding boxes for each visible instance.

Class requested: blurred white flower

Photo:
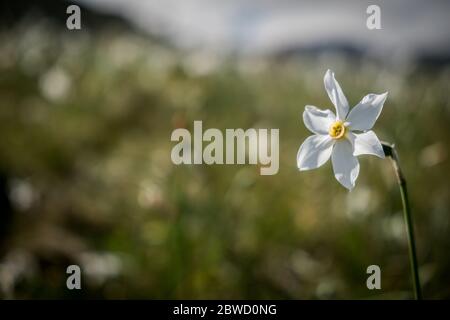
[9,179,36,211]
[79,252,122,285]
[297,69,387,190]
[39,67,71,102]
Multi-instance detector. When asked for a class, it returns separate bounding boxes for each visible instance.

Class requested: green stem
[382,142,422,300]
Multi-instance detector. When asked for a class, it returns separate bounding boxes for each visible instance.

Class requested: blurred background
[0,0,449,299]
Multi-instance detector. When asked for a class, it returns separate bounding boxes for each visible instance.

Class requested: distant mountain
[0,0,137,33]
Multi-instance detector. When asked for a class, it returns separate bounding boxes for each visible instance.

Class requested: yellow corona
[328,121,346,139]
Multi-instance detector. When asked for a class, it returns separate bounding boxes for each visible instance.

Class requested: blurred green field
[0,24,449,299]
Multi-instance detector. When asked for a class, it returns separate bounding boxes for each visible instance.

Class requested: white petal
[297,135,334,171]
[352,131,385,158]
[331,139,360,190]
[324,69,349,120]
[346,92,388,131]
[303,105,336,135]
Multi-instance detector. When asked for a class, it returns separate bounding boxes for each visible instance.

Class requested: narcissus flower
[297,69,388,190]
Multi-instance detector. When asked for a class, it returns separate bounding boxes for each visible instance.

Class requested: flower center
[329,121,346,139]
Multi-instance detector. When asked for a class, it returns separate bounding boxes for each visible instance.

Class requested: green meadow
[0,25,449,299]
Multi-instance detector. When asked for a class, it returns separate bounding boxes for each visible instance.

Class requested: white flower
[297,69,387,190]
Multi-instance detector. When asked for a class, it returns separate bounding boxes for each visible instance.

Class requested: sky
[78,0,450,60]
